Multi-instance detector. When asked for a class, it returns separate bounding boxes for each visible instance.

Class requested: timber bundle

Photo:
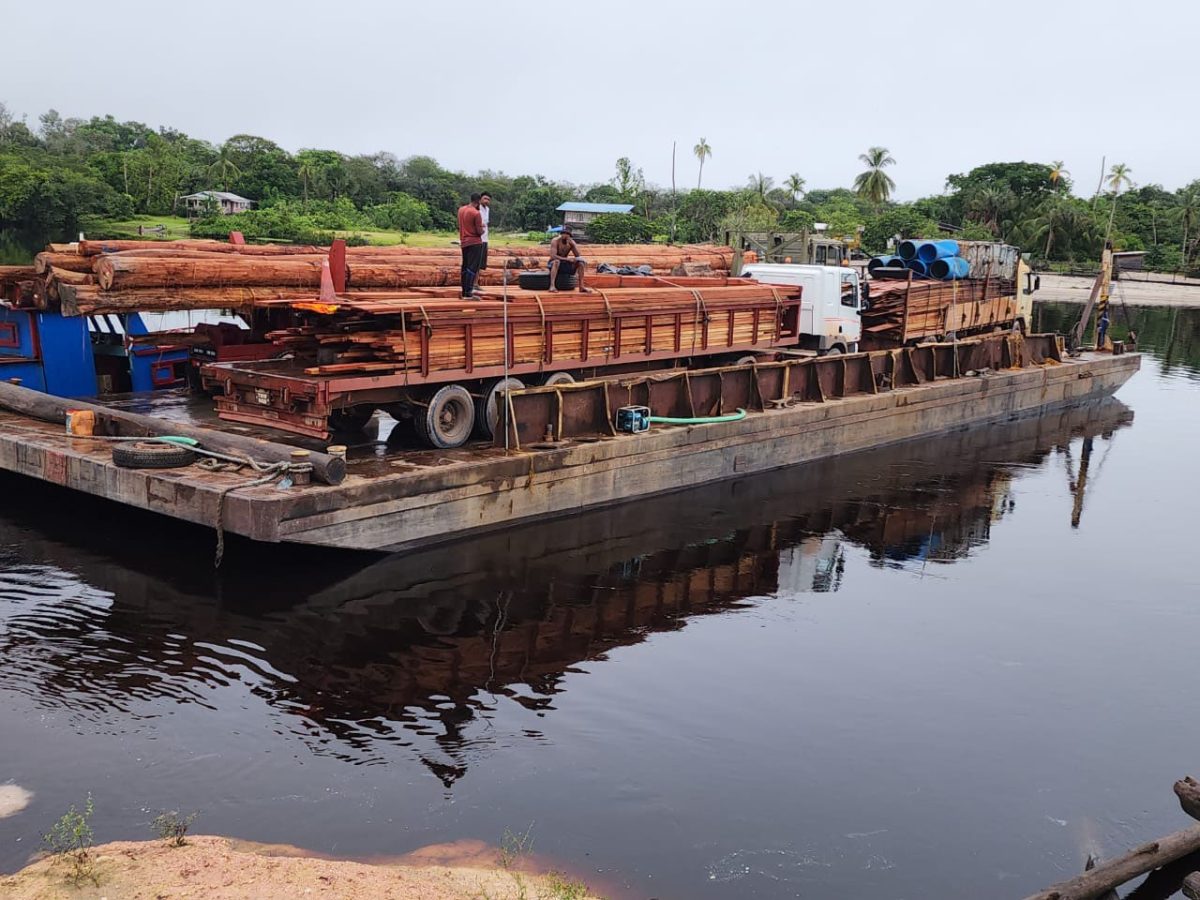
[262,283,799,376]
[0,239,735,317]
[861,277,1017,344]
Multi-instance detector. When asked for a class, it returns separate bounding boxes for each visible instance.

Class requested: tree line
[2,103,1198,271]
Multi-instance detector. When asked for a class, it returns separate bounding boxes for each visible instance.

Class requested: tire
[112,441,195,469]
[734,355,758,367]
[329,406,375,433]
[475,376,525,440]
[822,345,844,357]
[414,384,476,449]
[542,371,576,386]
[517,271,577,291]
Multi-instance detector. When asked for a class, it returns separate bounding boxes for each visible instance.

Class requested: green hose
[648,408,747,425]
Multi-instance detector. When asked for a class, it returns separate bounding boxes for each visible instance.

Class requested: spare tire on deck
[112,441,195,469]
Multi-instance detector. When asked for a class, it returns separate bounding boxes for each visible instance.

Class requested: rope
[213,462,291,568]
[599,290,614,361]
[770,288,783,343]
[690,289,704,355]
[534,294,547,374]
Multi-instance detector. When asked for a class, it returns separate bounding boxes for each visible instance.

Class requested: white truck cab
[741,264,863,355]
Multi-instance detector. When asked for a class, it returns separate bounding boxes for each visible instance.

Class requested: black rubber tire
[475,376,525,440]
[822,345,844,357]
[112,441,195,469]
[414,384,475,449]
[734,355,757,367]
[542,371,576,386]
[518,271,577,291]
[329,406,375,433]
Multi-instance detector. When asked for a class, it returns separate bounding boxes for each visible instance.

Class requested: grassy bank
[86,216,549,250]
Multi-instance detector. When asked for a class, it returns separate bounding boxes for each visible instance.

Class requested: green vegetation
[2,100,1199,273]
[41,794,97,884]
[151,810,198,847]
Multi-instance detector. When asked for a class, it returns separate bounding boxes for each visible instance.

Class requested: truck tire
[414,385,476,449]
[329,406,375,433]
[518,271,577,291]
[475,377,525,440]
[542,371,576,386]
[112,441,195,470]
[822,345,844,357]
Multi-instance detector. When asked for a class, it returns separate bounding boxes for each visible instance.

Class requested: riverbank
[0,835,599,899]
[1037,272,1200,306]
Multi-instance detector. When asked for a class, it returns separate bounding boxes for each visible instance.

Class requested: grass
[88,214,192,240]
[42,794,97,885]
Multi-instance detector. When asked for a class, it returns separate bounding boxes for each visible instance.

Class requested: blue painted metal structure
[0,307,97,397]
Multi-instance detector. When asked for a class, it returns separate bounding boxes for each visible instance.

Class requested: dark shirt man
[548,226,590,293]
[457,193,485,299]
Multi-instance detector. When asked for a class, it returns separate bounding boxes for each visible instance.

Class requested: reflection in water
[0,399,1132,785]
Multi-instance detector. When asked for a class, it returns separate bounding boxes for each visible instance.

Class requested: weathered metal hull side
[0,354,1139,552]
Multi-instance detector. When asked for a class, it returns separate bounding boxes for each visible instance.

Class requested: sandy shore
[1037,273,1200,307]
[0,835,602,899]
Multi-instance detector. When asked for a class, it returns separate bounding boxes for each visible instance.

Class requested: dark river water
[1,302,1197,898]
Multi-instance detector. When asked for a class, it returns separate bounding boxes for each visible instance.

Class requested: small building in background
[555,202,635,241]
[181,191,254,217]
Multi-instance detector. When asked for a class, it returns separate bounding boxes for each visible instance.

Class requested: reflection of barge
[0,397,1133,778]
[0,334,1137,551]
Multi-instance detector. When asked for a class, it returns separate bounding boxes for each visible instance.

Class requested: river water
[1,303,1197,898]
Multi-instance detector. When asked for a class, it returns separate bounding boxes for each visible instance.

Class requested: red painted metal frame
[0,322,19,349]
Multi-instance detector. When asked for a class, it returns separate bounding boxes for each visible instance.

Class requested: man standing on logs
[479,192,491,272]
[548,225,590,293]
[457,193,485,299]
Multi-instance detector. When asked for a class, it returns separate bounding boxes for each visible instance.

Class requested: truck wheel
[415,385,475,449]
[542,371,576,386]
[822,345,844,356]
[329,406,375,433]
[475,377,525,440]
[734,355,758,367]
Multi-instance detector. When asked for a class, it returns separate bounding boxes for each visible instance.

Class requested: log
[58,284,308,316]
[1176,778,1200,822]
[95,256,329,290]
[0,265,37,282]
[1023,825,1200,900]
[34,252,94,274]
[0,379,345,485]
[78,239,320,256]
[47,267,94,286]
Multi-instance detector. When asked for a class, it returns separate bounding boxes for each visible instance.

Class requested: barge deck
[0,350,1139,552]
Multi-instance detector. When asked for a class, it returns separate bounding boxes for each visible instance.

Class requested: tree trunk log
[33,252,94,274]
[0,380,345,485]
[1023,826,1200,900]
[78,239,320,256]
[95,256,330,290]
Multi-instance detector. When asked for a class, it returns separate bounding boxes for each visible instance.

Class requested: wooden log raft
[0,379,345,485]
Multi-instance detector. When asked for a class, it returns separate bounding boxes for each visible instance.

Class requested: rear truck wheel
[112,441,195,470]
[415,384,476,449]
[734,355,758,367]
[822,345,844,357]
[542,371,576,386]
[475,376,525,440]
[329,405,376,433]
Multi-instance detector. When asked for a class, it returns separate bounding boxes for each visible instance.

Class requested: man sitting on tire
[548,226,591,293]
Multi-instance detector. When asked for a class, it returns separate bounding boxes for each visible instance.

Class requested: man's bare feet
[548,287,559,293]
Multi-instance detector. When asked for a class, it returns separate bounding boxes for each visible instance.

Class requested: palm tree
[693,138,712,189]
[1030,199,1093,261]
[297,154,317,207]
[1106,163,1133,195]
[206,144,241,192]
[1176,188,1200,266]
[966,187,1014,238]
[784,173,806,207]
[854,146,896,207]
[1104,163,1134,236]
[1049,160,1069,188]
[747,172,774,203]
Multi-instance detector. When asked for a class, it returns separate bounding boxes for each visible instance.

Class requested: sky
[2,0,1195,200]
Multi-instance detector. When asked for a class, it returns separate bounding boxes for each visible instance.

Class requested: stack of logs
[1,239,735,317]
[263,284,796,376]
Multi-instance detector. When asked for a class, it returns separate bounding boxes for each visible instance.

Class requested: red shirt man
[457,193,486,298]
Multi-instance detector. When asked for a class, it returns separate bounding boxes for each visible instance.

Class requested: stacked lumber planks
[264,284,798,377]
[21,238,733,316]
[862,278,1017,343]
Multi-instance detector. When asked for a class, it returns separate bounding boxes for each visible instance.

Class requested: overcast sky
[3,0,1194,200]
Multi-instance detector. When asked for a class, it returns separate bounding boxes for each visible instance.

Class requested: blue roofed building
[555,201,634,241]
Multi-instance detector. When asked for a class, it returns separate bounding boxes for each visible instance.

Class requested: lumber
[0,379,345,485]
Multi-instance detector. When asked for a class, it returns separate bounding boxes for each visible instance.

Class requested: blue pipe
[929,256,970,280]
[916,239,960,263]
[897,240,920,261]
[904,259,929,277]
[867,255,901,273]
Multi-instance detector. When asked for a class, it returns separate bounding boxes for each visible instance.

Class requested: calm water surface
[1,303,1197,898]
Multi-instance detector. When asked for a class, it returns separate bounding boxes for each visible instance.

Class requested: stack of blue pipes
[869,240,970,280]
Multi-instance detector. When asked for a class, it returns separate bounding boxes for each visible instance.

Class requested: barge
[0,336,1139,552]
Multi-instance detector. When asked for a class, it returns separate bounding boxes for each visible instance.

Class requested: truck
[739,263,863,355]
[729,231,849,267]
[860,241,1036,348]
